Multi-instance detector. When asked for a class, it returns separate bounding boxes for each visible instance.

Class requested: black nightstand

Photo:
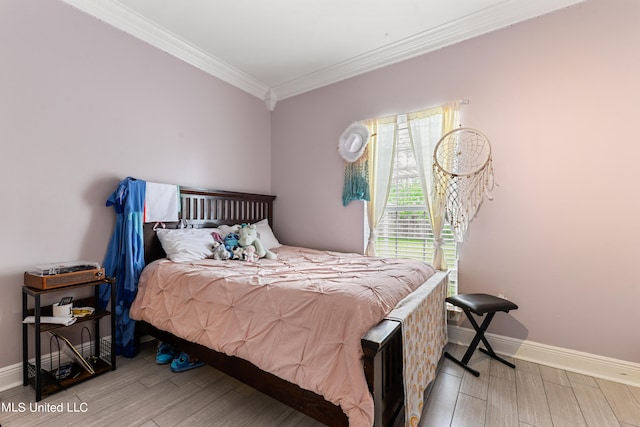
[22,277,116,401]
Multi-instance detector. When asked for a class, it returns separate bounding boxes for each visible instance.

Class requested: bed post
[361,319,405,427]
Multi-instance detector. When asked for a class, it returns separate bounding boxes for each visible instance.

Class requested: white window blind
[373,114,458,295]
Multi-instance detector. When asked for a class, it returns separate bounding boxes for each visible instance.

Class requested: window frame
[365,112,458,296]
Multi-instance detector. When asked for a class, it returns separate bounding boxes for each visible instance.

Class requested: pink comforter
[130,245,436,426]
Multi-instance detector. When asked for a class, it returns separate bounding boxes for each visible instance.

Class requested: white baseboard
[448,325,640,387]
[3,329,638,393]
[0,362,23,394]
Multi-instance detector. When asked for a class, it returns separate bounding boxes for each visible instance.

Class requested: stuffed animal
[209,241,231,260]
[211,231,225,245]
[224,232,240,258]
[242,245,257,262]
[238,224,276,259]
[232,246,245,260]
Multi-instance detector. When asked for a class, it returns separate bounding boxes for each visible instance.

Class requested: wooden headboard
[143,187,276,264]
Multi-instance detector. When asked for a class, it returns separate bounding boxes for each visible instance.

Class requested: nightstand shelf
[22,277,116,401]
[25,348,112,397]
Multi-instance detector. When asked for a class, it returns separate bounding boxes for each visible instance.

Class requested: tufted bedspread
[130,245,437,427]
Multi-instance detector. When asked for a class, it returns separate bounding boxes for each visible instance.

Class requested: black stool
[444,293,518,377]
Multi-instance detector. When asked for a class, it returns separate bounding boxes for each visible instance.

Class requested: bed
[131,187,448,427]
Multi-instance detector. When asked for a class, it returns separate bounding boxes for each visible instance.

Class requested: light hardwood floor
[1,341,639,426]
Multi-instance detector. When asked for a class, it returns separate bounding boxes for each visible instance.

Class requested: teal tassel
[342,158,370,206]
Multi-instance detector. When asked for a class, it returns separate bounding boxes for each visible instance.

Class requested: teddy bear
[237,224,276,259]
[209,241,231,260]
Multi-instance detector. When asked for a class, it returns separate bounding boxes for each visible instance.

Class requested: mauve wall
[272,0,640,363]
[0,0,270,367]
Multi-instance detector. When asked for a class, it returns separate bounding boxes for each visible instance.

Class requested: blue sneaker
[156,342,176,365]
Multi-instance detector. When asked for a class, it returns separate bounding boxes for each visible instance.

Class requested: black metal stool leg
[445,310,495,377]
[471,313,516,369]
[478,347,516,369]
[444,351,480,377]
[460,311,495,364]
[445,307,516,375]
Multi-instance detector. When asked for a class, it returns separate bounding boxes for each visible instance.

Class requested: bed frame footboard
[362,319,405,427]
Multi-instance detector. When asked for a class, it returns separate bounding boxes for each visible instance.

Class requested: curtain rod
[356,98,469,124]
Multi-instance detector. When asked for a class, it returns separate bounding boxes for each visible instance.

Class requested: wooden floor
[1,341,639,426]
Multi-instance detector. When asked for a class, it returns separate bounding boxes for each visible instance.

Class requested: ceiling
[61,0,584,110]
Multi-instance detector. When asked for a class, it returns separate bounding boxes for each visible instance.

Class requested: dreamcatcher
[433,127,494,242]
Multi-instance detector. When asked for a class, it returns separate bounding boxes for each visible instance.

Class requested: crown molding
[60,0,269,100]
[271,0,586,100]
[60,0,584,109]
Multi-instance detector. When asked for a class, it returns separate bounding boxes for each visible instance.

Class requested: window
[369,114,458,296]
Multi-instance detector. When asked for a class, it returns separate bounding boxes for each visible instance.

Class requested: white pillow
[156,228,215,262]
[216,224,241,239]
[254,219,281,250]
